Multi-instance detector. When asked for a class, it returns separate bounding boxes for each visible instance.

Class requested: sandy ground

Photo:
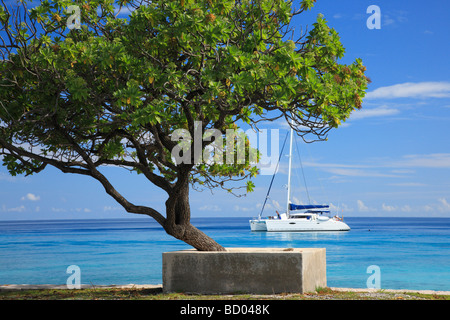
[329,287,450,296]
[1,284,449,296]
[0,284,161,290]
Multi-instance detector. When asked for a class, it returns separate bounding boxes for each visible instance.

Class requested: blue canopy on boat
[289,204,329,211]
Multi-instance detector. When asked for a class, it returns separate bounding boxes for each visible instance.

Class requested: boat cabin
[289,213,314,220]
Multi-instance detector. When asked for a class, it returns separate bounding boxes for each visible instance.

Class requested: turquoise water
[0,217,449,291]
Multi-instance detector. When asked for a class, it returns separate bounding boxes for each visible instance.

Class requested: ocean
[0,217,449,291]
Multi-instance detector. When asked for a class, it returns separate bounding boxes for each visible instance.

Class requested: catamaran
[249,125,350,232]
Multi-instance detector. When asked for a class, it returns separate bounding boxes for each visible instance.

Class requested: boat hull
[249,220,268,231]
[250,218,350,232]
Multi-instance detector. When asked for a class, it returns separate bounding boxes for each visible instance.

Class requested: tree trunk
[164,221,226,251]
[163,180,225,251]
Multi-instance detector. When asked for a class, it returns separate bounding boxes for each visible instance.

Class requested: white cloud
[357,200,375,212]
[346,200,450,215]
[304,159,401,179]
[271,200,283,211]
[382,12,407,27]
[73,208,91,213]
[350,105,400,120]
[0,173,25,182]
[401,205,412,212]
[103,206,122,211]
[325,168,400,178]
[357,200,368,211]
[234,205,254,212]
[291,197,305,206]
[382,203,397,212]
[392,153,450,168]
[2,204,26,212]
[21,193,40,201]
[199,204,221,212]
[438,198,450,212]
[383,16,396,27]
[388,182,426,187]
[306,153,450,177]
[396,200,450,214]
[303,161,367,169]
[340,203,354,213]
[329,202,354,213]
[390,169,415,174]
[365,82,450,99]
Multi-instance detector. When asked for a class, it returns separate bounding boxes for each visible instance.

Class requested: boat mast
[257,133,289,220]
[286,120,294,218]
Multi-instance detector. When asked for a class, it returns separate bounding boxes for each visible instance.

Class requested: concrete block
[162,247,326,294]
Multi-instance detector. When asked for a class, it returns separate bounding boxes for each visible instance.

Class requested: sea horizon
[2,214,450,221]
[1,216,449,291]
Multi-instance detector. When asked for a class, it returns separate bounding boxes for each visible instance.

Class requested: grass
[0,287,449,300]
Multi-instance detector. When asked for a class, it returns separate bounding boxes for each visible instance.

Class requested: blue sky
[1,0,450,220]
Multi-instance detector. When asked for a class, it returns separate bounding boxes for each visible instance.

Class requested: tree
[0,0,369,251]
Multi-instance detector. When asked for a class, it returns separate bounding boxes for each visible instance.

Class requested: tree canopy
[0,0,369,251]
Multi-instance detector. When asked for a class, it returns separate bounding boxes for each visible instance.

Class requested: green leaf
[246,180,255,193]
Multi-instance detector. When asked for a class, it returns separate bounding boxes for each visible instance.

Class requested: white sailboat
[249,125,350,232]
